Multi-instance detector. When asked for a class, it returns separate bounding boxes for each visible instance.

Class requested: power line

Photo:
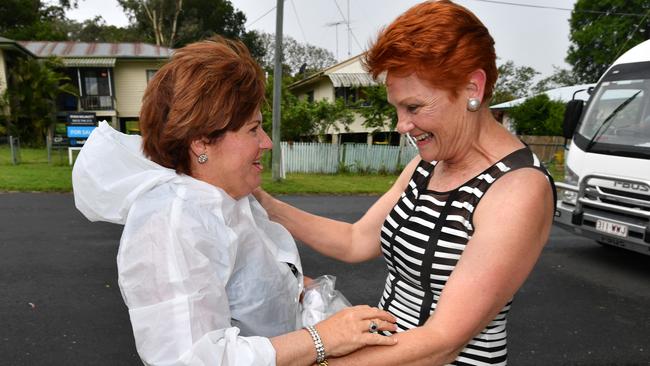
[331,0,363,54]
[245,5,276,28]
[290,0,308,43]
[612,9,650,61]
[467,0,648,17]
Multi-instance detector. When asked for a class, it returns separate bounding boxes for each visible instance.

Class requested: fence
[518,135,565,164]
[281,142,419,174]
[280,137,565,174]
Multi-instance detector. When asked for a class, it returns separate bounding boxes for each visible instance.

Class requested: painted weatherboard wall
[0,50,8,115]
[113,59,164,118]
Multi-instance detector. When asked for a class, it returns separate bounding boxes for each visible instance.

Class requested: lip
[253,159,263,171]
[410,132,433,147]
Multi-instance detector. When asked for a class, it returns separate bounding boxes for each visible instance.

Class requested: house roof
[490,83,596,110]
[289,53,382,90]
[0,36,35,57]
[18,41,173,59]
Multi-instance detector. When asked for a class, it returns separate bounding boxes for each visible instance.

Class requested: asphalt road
[1,193,649,365]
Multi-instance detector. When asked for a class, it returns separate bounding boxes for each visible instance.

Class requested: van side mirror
[563,100,584,139]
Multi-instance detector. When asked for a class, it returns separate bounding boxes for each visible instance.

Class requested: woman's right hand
[315,305,398,358]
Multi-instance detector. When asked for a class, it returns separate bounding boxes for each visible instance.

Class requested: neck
[434,109,519,184]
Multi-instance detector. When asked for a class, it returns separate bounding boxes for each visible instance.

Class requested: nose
[395,110,414,135]
[260,129,273,150]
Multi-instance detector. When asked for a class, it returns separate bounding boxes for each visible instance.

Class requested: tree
[356,86,397,132]
[117,0,263,56]
[567,0,650,83]
[67,16,142,42]
[117,0,184,47]
[491,60,540,105]
[532,66,582,94]
[0,0,76,41]
[261,74,353,141]
[259,33,337,76]
[1,57,77,145]
[508,94,565,136]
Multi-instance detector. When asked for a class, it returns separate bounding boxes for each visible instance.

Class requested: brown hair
[140,36,265,175]
[364,0,497,101]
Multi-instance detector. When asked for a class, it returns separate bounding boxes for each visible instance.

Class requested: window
[146,69,158,83]
[306,90,314,103]
[81,68,111,96]
[334,87,357,106]
[334,87,371,107]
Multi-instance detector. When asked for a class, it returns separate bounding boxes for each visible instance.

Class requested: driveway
[1,193,648,365]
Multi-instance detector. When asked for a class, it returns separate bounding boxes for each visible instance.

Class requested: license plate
[595,219,628,238]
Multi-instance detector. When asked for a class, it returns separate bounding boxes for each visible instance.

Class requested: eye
[249,123,260,134]
[406,104,420,113]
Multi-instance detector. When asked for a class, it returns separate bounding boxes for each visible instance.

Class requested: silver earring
[467,97,481,112]
[197,153,208,164]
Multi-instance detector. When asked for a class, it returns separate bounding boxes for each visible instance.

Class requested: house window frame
[146,69,158,83]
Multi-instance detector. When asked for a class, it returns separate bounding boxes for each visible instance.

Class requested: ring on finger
[369,320,379,333]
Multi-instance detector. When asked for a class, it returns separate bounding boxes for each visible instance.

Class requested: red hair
[140,36,265,175]
[364,0,497,101]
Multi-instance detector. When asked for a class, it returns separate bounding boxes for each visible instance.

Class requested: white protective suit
[72,122,304,366]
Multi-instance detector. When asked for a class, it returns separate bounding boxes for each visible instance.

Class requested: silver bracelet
[304,325,328,365]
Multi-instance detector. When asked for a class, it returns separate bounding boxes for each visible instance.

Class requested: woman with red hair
[255,1,556,364]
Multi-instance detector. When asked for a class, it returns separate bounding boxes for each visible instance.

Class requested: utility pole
[271,0,284,181]
[346,0,351,57]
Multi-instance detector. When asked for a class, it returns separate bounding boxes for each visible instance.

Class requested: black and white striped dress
[378,147,555,366]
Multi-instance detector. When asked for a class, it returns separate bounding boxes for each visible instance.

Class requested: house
[18,40,173,133]
[490,83,595,132]
[288,54,401,145]
[0,36,34,117]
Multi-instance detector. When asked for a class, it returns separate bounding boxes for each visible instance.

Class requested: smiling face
[386,72,476,162]
[191,110,272,199]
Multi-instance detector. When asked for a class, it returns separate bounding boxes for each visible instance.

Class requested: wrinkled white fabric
[72,122,304,366]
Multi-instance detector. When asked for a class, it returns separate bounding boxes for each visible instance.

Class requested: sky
[65,0,579,78]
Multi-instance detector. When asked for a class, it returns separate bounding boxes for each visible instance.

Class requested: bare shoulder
[474,167,555,231]
[392,156,422,192]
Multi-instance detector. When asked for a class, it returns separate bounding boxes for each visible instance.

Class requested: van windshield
[575,61,650,157]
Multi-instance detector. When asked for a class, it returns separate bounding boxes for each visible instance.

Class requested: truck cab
[555,39,650,256]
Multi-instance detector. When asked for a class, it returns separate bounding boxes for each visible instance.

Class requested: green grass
[0,146,397,194]
[0,146,73,192]
[261,172,396,195]
[0,146,567,193]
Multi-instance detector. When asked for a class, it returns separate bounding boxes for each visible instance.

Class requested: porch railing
[80,95,115,110]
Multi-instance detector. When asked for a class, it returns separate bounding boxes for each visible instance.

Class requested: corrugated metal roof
[490,83,595,109]
[0,37,35,57]
[18,41,173,59]
[63,58,116,67]
[327,73,378,87]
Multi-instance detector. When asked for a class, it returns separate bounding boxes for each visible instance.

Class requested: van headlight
[562,166,579,205]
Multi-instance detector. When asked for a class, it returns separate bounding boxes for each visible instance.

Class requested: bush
[509,94,566,136]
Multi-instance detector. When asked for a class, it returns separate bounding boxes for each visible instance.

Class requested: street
[1,193,649,365]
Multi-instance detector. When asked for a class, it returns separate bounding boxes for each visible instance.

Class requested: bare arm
[325,168,555,365]
[255,158,422,263]
[271,306,398,366]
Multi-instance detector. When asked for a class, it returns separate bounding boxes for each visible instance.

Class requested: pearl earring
[467,98,481,112]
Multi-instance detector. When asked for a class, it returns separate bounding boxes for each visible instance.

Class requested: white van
[555,39,650,256]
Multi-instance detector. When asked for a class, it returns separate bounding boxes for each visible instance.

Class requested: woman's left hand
[315,305,398,358]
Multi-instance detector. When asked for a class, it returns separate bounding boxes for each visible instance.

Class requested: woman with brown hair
[72,36,396,366]
[254,1,556,365]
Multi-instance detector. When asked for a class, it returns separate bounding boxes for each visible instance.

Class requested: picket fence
[280,136,565,175]
[281,142,419,174]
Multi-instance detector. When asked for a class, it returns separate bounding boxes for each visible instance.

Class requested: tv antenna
[325,20,346,59]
